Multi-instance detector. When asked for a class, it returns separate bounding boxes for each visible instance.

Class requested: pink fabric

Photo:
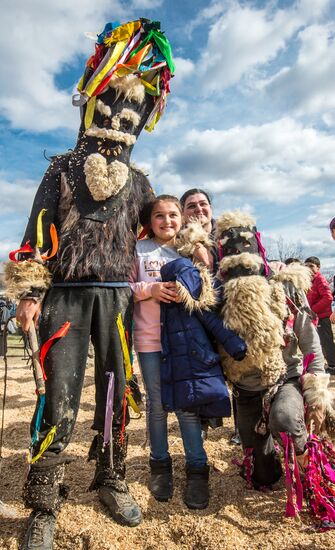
[129,240,180,353]
[280,432,303,517]
[304,434,335,529]
[129,260,160,352]
[255,232,270,276]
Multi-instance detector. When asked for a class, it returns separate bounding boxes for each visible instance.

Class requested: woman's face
[182,193,212,230]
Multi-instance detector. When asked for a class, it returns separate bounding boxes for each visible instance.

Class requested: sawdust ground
[0,337,335,550]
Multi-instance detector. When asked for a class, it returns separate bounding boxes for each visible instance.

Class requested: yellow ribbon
[84,39,128,98]
[104,21,141,46]
[84,96,97,130]
[116,313,132,381]
[126,392,141,415]
[36,208,47,249]
[30,426,57,464]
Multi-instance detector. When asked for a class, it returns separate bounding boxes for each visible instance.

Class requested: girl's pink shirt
[129,239,180,352]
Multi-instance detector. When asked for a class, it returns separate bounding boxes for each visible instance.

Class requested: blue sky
[1,0,335,268]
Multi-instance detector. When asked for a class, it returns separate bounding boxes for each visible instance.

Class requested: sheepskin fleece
[176,220,213,258]
[109,74,145,105]
[216,210,256,237]
[59,173,80,232]
[302,372,335,438]
[175,264,217,313]
[84,155,129,200]
[4,261,52,301]
[272,262,312,293]
[219,253,264,275]
[302,373,331,409]
[219,275,287,386]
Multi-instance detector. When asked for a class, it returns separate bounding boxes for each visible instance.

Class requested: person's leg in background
[317,317,335,374]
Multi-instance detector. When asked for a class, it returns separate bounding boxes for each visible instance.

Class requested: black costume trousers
[31,286,133,456]
[235,387,282,487]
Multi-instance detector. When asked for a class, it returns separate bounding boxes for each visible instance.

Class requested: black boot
[184,464,210,510]
[22,454,70,550]
[90,432,142,527]
[22,511,56,550]
[149,457,173,501]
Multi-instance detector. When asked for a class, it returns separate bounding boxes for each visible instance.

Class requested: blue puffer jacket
[160,258,247,418]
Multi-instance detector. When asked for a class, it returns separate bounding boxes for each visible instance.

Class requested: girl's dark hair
[139,194,182,237]
[180,188,212,208]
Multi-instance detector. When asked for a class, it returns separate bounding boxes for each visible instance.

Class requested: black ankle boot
[149,457,173,501]
[22,511,56,550]
[184,464,210,510]
[90,432,142,527]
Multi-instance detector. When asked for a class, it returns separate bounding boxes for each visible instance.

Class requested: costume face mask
[218,225,259,257]
[216,212,266,280]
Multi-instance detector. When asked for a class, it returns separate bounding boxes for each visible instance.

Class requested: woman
[180,189,217,272]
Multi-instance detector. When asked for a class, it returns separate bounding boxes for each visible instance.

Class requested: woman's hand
[151,282,179,303]
[192,243,213,269]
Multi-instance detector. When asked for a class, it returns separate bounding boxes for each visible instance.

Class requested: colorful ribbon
[280,432,303,517]
[30,425,57,464]
[39,322,71,380]
[31,394,46,446]
[103,371,115,447]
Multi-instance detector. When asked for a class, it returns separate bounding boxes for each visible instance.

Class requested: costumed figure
[214,211,335,518]
[5,19,175,549]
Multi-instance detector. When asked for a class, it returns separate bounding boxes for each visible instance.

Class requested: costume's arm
[176,220,213,258]
[296,298,332,431]
[4,158,63,302]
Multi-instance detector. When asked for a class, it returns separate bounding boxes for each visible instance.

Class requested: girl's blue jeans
[137,351,207,467]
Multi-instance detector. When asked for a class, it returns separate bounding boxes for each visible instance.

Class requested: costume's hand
[151,282,178,303]
[330,312,335,324]
[16,300,42,332]
[306,404,326,433]
[192,243,213,269]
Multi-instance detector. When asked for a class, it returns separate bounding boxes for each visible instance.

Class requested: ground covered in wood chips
[1,338,335,550]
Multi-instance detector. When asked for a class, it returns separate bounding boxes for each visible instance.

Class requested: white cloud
[130,0,163,6]
[260,23,335,119]
[148,117,335,204]
[198,0,330,93]
[171,57,195,91]
[0,176,37,214]
[0,0,128,132]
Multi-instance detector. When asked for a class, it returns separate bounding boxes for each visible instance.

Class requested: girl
[129,195,246,510]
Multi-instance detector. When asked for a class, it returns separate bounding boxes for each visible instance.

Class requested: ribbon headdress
[73,19,175,133]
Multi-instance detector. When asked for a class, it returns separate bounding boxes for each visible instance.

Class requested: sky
[1,0,335,269]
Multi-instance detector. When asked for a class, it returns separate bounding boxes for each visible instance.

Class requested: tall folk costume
[5,19,175,548]
[215,211,335,500]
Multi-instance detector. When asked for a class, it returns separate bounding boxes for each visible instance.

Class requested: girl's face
[150,201,182,243]
[182,193,212,228]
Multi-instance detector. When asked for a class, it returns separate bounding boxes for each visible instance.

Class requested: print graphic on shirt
[144,259,169,279]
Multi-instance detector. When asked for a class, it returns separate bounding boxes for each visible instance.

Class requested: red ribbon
[39,322,71,380]
[9,241,33,262]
